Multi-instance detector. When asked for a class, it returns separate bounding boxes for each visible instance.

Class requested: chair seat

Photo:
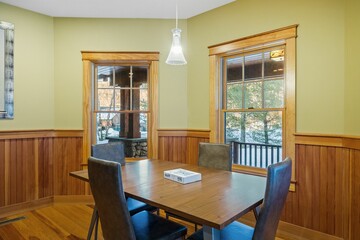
[187,221,254,240]
[132,210,187,240]
[127,197,157,216]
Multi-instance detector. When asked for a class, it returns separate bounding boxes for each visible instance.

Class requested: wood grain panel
[38,138,54,198]
[157,130,210,164]
[53,137,84,196]
[0,140,5,207]
[350,149,360,239]
[187,137,210,165]
[0,130,85,217]
[7,139,36,205]
[282,144,349,238]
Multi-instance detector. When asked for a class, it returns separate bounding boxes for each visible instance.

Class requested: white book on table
[164,168,202,184]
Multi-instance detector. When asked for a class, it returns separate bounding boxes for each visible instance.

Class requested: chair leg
[94,214,99,240]
[87,207,99,240]
[253,205,260,221]
[195,223,198,231]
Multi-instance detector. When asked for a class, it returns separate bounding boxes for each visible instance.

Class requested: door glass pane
[244,82,262,109]
[244,53,262,81]
[264,80,284,108]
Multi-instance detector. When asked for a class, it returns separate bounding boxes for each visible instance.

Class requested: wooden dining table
[70,159,267,240]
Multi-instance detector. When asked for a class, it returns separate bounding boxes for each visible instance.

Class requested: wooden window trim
[82,52,159,163]
[209,25,297,188]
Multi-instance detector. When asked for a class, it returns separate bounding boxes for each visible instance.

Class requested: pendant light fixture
[166,0,187,65]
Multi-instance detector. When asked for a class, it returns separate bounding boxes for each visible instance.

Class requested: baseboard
[240,212,343,240]
[0,197,53,218]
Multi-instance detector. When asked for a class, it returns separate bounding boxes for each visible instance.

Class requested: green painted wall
[2,1,359,135]
[0,3,54,130]
[187,0,346,134]
[53,18,188,129]
[344,0,360,135]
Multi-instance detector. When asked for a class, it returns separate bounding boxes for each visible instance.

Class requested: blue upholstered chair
[88,142,157,239]
[91,142,157,214]
[88,157,187,240]
[198,142,232,171]
[187,157,292,240]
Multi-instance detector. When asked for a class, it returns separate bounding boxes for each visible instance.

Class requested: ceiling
[0,0,235,19]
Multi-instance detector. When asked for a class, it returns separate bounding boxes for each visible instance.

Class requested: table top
[70,159,266,230]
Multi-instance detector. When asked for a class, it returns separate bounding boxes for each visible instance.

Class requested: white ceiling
[0,0,235,19]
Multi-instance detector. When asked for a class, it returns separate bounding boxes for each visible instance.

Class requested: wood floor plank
[0,203,322,240]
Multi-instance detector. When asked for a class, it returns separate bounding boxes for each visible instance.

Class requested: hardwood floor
[0,204,96,240]
[0,203,289,240]
[0,204,198,240]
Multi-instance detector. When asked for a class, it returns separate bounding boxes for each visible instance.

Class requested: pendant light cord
[176,0,178,29]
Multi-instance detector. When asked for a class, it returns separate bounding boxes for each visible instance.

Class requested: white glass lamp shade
[166,28,187,65]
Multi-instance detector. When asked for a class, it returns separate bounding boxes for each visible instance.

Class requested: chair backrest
[253,157,292,240]
[88,157,136,240]
[198,142,232,171]
[91,142,125,165]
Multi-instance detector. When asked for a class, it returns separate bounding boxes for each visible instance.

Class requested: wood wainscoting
[281,133,360,240]
[157,130,360,240]
[157,129,210,164]
[1,129,359,239]
[0,130,86,217]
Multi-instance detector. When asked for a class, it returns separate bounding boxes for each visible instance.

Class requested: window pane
[96,112,119,143]
[225,111,282,145]
[226,83,242,109]
[114,89,131,111]
[244,53,262,81]
[264,51,284,79]
[114,89,121,111]
[114,66,130,88]
[264,80,284,108]
[97,66,113,87]
[139,89,148,111]
[140,113,148,138]
[96,112,148,157]
[132,66,148,87]
[225,112,245,143]
[98,89,114,111]
[225,111,282,168]
[226,57,243,82]
[244,82,262,108]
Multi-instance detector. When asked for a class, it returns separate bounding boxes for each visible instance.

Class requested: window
[209,25,297,177]
[82,52,159,161]
[223,48,284,168]
[94,65,149,157]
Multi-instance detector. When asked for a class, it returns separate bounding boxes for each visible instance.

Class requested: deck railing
[230,141,282,168]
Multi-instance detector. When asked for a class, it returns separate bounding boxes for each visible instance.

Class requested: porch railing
[230,141,282,168]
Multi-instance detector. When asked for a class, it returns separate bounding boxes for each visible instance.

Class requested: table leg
[203,225,220,240]
[87,206,99,240]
